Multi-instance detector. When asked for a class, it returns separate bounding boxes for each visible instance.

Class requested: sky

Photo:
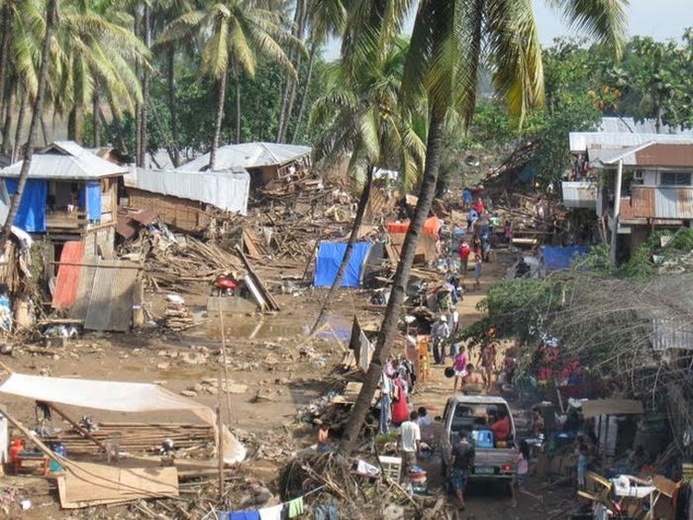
[324,0,691,60]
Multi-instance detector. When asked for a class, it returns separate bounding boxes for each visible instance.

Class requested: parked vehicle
[439,395,518,481]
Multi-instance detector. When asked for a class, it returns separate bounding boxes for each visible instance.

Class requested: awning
[580,399,644,418]
[0,372,245,464]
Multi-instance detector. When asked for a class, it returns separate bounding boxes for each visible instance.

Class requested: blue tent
[541,245,590,272]
[314,242,372,288]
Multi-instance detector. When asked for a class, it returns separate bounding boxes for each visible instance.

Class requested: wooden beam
[46,403,109,453]
[0,405,63,466]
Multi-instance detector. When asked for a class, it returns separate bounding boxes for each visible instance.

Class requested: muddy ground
[0,249,576,519]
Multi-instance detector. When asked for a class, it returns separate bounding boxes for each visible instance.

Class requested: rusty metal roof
[597,142,693,167]
[52,241,85,309]
[622,186,693,220]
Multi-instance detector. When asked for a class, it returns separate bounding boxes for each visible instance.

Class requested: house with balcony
[0,141,127,261]
[561,119,693,260]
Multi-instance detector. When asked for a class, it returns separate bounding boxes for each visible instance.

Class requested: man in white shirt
[431,315,451,364]
[400,411,421,477]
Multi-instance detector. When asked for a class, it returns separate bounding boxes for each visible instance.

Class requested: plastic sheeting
[85,181,101,220]
[0,373,246,464]
[314,242,372,288]
[540,245,590,272]
[4,178,47,232]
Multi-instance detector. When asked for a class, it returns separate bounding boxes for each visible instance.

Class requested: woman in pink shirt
[452,345,469,393]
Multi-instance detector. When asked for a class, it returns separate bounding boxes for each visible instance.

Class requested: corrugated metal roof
[599,143,693,167]
[652,317,693,351]
[627,186,693,219]
[132,168,250,215]
[596,117,693,134]
[0,141,128,180]
[570,132,693,153]
[177,142,311,172]
[71,258,139,332]
[52,241,85,309]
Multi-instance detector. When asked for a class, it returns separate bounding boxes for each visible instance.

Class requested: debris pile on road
[162,294,195,331]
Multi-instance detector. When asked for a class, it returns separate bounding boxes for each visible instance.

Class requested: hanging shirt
[258,504,284,520]
[287,497,304,518]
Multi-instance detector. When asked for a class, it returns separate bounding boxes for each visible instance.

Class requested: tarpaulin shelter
[314,241,372,287]
[540,245,590,272]
[0,372,245,465]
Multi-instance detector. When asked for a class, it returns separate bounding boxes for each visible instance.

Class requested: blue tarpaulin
[541,245,590,272]
[314,242,372,288]
[85,181,101,221]
[4,178,47,232]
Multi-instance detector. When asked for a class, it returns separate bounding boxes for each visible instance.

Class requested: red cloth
[459,244,471,260]
[390,379,409,425]
[473,200,484,215]
[490,416,510,441]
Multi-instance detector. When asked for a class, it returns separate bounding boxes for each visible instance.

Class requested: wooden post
[132,279,145,328]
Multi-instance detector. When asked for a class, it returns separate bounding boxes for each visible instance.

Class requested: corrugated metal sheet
[134,169,250,215]
[652,317,693,351]
[595,117,693,134]
[561,181,597,208]
[635,143,693,167]
[0,141,127,180]
[570,132,693,153]
[71,258,139,332]
[52,241,85,309]
[178,142,311,172]
[629,186,693,219]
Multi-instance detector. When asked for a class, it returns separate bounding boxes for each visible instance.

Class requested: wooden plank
[57,461,179,508]
[242,229,263,259]
[235,245,280,311]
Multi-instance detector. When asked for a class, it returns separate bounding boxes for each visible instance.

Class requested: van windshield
[450,402,510,434]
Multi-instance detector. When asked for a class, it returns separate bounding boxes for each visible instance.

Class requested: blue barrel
[49,443,67,472]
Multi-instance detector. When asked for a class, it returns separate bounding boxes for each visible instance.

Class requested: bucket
[49,443,66,472]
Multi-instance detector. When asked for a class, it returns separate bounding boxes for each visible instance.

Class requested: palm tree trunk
[67,105,83,143]
[310,166,373,336]
[106,97,128,154]
[0,5,11,120]
[277,0,305,143]
[0,0,58,252]
[340,112,445,454]
[92,92,100,147]
[209,68,228,171]
[234,67,241,144]
[2,89,15,154]
[290,42,316,144]
[139,3,151,166]
[280,51,303,143]
[12,91,28,162]
[167,47,180,167]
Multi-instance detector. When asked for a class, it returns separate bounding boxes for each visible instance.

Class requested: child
[474,257,482,289]
[510,440,544,508]
[317,423,331,453]
[452,346,469,393]
[577,444,588,490]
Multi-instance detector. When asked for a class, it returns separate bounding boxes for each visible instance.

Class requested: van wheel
[505,481,514,497]
[441,461,447,478]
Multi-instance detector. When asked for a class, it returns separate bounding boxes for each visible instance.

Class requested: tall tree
[308,37,425,335]
[339,0,628,453]
[0,0,57,251]
[159,1,299,170]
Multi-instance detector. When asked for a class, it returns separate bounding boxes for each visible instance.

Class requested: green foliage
[475,278,566,342]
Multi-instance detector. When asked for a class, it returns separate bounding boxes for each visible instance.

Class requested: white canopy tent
[0,372,245,464]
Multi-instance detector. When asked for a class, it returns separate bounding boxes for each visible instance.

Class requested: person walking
[400,411,421,477]
[430,315,450,365]
[474,256,482,289]
[510,440,544,507]
[452,346,469,393]
[458,241,471,286]
[449,429,475,510]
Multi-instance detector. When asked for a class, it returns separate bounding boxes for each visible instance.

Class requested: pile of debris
[162,294,195,331]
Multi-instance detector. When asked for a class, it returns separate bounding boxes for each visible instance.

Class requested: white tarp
[132,168,250,215]
[0,373,245,464]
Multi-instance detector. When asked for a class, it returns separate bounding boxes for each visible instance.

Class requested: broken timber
[235,245,281,312]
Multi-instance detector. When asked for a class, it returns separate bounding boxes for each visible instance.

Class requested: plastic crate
[378,455,402,482]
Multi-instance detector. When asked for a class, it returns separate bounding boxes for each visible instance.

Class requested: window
[660,172,692,186]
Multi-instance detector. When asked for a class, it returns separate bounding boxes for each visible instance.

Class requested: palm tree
[308,37,425,336]
[339,0,628,453]
[50,0,149,144]
[0,0,57,252]
[159,1,299,170]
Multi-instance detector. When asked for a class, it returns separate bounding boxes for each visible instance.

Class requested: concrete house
[561,122,693,259]
[0,141,127,259]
